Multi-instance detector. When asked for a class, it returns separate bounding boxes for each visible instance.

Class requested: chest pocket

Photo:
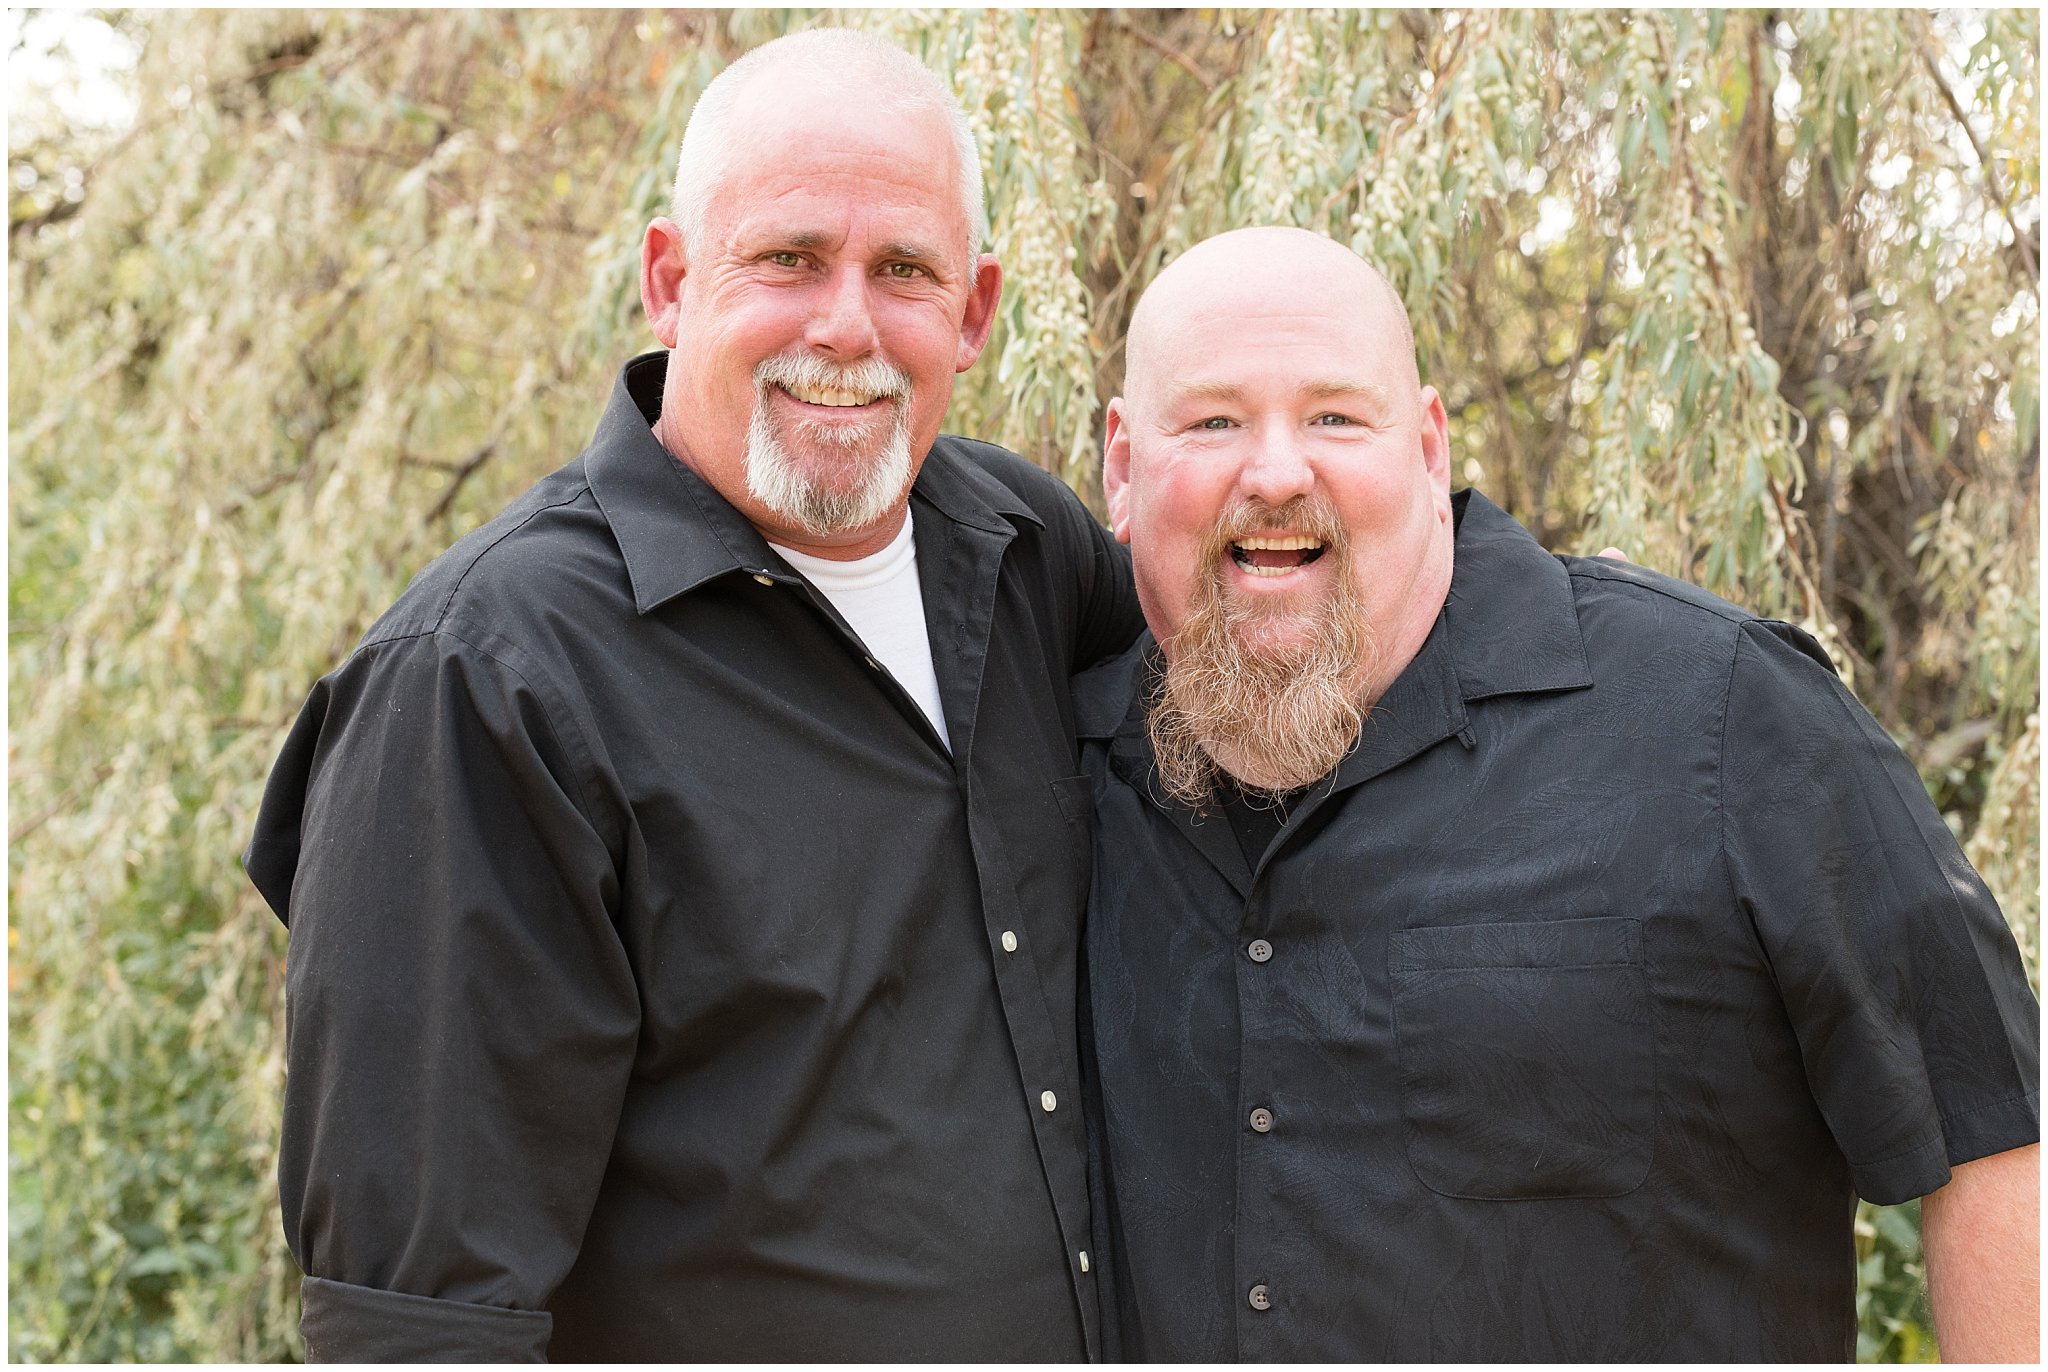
[1390,915,1652,1199]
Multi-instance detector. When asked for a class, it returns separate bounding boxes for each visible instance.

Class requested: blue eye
[1313,413,1353,426]
[1197,417,1233,430]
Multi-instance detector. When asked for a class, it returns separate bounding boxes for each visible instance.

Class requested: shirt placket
[1233,862,1283,1358]
[927,510,1101,1357]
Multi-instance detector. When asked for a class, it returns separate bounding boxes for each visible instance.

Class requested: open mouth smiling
[1229,534,1328,577]
[778,380,888,408]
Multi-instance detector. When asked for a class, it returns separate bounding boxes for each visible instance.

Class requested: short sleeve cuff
[1849,1133,1953,1206]
[1942,1090,2041,1171]
[1849,1091,2042,1206]
[300,1275,553,1363]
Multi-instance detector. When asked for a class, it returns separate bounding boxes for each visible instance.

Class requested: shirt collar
[585,352,1044,616]
[1441,488,1593,700]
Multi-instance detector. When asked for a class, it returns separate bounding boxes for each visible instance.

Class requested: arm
[1922,1143,2040,1363]
[1060,489,1142,671]
[249,628,636,1361]
[1723,621,2039,1204]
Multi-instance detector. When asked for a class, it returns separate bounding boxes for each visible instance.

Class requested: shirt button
[863,656,880,671]
[1247,938,1273,963]
[1001,930,1018,953]
[1249,1107,1274,1133]
[1078,1250,1091,1273]
[1248,1283,1272,1311]
[1040,1090,1058,1113]
[752,572,775,586]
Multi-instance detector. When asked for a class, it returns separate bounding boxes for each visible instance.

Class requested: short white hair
[668,28,989,266]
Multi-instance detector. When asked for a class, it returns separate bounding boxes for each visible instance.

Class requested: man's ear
[954,253,1004,372]
[1419,384,1451,503]
[641,217,688,348]
[1102,397,1134,544]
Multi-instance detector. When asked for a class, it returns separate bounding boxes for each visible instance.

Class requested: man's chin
[1217,596,1331,665]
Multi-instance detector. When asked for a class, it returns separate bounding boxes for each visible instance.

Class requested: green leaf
[1646,105,1671,166]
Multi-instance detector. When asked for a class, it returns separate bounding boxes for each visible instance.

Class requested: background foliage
[9,8,2036,1362]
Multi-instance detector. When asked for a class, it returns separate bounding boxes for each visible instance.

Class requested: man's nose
[804,264,881,358]
[1237,423,1317,506]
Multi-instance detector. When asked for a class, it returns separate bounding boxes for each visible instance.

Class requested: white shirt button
[1040,1090,1057,1113]
[752,573,775,586]
[1001,930,1018,953]
[1078,1250,1091,1273]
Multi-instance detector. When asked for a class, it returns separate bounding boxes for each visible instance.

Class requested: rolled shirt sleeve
[1722,619,2040,1205]
[250,620,639,1361]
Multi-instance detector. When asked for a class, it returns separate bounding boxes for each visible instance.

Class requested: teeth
[1233,535,1325,551]
[1240,563,1296,577]
[785,383,880,407]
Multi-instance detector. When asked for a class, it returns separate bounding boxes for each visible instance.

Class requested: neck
[762,506,911,561]
[1357,539,1455,709]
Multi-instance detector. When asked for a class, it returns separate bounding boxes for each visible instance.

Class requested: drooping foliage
[9,9,2035,1362]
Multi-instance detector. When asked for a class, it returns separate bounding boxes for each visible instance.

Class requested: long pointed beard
[1148,501,1375,810]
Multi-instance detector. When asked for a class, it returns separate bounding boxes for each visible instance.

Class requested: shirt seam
[1753,617,1990,983]
[1565,562,1754,624]
[1794,634,1979,932]
[1849,1130,1949,1169]
[1716,624,1761,978]
[429,483,597,633]
[358,622,615,847]
[1938,1088,2039,1130]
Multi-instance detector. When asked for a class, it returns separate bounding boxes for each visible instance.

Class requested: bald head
[1102,222,1455,762]
[669,28,987,263]
[1124,228,1415,414]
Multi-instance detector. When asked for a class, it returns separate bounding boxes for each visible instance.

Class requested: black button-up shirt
[1078,490,2038,1362]
[247,354,1140,1361]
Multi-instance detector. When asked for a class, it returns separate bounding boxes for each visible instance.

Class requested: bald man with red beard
[1077,226,2039,1362]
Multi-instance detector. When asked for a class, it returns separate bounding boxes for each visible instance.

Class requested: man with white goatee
[248,29,1137,1360]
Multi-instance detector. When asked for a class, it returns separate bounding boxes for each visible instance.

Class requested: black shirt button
[1248,1283,1272,1311]
[1247,938,1273,963]
[1249,1107,1273,1133]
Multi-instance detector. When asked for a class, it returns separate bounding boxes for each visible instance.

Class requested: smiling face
[1106,228,1454,696]
[640,74,1001,557]
[1104,229,1454,798]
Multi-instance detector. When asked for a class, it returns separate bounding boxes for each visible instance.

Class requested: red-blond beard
[1147,496,1376,810]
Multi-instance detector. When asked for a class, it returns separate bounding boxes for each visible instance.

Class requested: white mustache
[754,351,911,402]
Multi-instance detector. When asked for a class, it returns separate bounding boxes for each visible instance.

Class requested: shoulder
[1073,634,1152,740]
[1560,555,1755,629]
[927,433,1097,530]
[360,458,616,650]
[1558,555,1835,677]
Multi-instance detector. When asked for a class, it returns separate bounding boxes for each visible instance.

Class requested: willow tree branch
[1112,19,1217,96]
[1913,19,2039,287]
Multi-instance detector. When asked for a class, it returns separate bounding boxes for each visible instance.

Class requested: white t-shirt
[769,512,950,749]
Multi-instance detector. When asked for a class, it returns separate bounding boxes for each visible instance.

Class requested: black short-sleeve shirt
[246,354,1141,1360]
[1077,490,2038,1362]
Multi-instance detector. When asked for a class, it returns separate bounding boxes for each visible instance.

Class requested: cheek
[881,305,968,376]
[1151,462,1236,540]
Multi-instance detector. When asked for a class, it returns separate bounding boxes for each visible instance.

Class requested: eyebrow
[1170,378,1396,407]
[761,232,950,271]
